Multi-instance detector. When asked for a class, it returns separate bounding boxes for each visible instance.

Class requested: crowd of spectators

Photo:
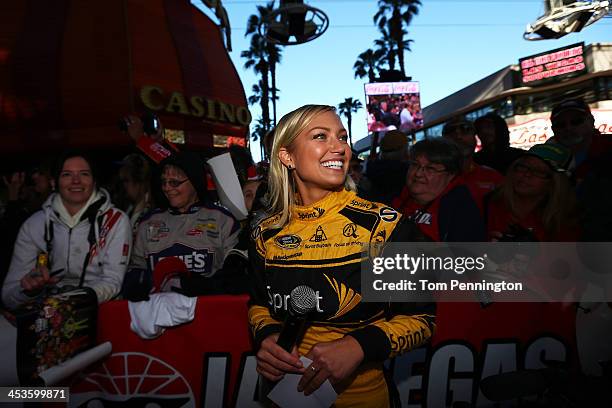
[366,93,424,133]
[0,97,608,304]
[0,97,610,397]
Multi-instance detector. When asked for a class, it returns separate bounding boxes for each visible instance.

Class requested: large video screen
[364,82,423,134]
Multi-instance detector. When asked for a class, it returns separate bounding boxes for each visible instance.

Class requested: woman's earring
[287,165,293,170]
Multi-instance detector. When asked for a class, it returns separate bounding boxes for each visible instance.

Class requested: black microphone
[276,285,318,352]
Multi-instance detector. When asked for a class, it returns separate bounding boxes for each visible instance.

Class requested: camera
[118,111,160,135]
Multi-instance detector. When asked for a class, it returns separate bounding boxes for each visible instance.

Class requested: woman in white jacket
[2,152,132,309]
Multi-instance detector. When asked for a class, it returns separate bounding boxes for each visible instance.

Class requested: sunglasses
[161,178,189,188]
[513,163,552,179]
[552,117,586,129]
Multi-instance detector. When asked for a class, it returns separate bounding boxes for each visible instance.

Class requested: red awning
[0,0,249,155]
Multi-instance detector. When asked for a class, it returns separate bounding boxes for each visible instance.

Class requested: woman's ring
[311,365,317,372]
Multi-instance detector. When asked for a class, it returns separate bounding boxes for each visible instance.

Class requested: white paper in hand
[206,153,248,220]
[267,356,338,408]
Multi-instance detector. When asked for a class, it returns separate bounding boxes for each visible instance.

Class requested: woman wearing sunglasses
[486,143,577,242]
[249,105,434,407]
[122,151,240,299]
[446,144,582,381]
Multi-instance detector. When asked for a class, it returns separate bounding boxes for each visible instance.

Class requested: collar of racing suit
[291,188,353,222]
[167,201,205,215]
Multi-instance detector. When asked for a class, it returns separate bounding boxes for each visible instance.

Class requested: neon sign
[519,42,587,86]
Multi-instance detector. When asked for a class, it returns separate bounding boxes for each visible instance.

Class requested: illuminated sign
[508,109,612,150]
[519,42,587,86]
[365,82,420,95]
[139,85,252,127]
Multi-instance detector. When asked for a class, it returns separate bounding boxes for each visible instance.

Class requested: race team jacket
[129,202,240,281]
[3,189,131,309]
[248,189,436,407]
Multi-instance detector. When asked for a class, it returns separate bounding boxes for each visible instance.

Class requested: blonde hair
[494,160,577,238]
[267,104,355,229]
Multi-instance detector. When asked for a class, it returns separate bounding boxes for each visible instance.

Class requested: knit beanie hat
[160,151,208,202]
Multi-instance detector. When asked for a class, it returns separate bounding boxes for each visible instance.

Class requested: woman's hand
[298,335,364,396]
[122,115,145,143]
[256,334,304,382]
[20,265,60,295]
[122,114,165,143]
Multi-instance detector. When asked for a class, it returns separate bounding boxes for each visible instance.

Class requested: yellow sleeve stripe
[248,305,281,336]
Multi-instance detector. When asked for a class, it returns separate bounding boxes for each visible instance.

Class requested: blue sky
[195,1,611,161]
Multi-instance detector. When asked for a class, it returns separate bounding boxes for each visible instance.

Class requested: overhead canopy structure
[259,0,329,45]
[0,0,250,160]
[524,0,610,40]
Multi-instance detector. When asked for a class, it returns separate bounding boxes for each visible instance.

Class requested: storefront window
[425,124,444,138]
[595,76,612,101]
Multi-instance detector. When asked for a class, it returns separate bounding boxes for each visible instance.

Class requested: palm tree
[338,98,363,147]
[248,80,279,114]
[266,42,282,126]
[251,117,268,159]
[241,35,271,134]
[353,48,385,82]
[245,2,283,126]
[374,26,396,72]
[373,0,421,78]
[247,81,263,107]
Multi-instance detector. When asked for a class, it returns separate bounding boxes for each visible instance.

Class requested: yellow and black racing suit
[248,189,436,407]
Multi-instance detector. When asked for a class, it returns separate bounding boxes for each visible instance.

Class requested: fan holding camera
[119,111,179,164]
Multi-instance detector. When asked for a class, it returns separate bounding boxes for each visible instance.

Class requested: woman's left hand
[121,115,144,143]
[297,335,364,396]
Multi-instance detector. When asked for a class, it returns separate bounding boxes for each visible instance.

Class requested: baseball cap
[380,130,407,152]
[525,143,572,173]
[551,98,592,120]
[246,164,263,181]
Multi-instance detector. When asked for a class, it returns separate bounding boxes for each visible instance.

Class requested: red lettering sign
[519,43,587,86]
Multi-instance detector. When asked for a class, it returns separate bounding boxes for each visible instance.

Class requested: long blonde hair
[495,160,577,238]
[266,104,355,229]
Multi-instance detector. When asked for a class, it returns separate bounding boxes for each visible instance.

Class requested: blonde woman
[486,143,578,241]
[249,105,435,407]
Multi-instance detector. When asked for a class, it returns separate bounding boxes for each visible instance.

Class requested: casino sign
[0,0,250,156]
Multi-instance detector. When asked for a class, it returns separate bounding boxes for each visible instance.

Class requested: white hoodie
[2,188,132,309]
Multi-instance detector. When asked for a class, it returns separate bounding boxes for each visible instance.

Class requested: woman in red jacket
[450,143,581,376]
[392,138,486,242]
